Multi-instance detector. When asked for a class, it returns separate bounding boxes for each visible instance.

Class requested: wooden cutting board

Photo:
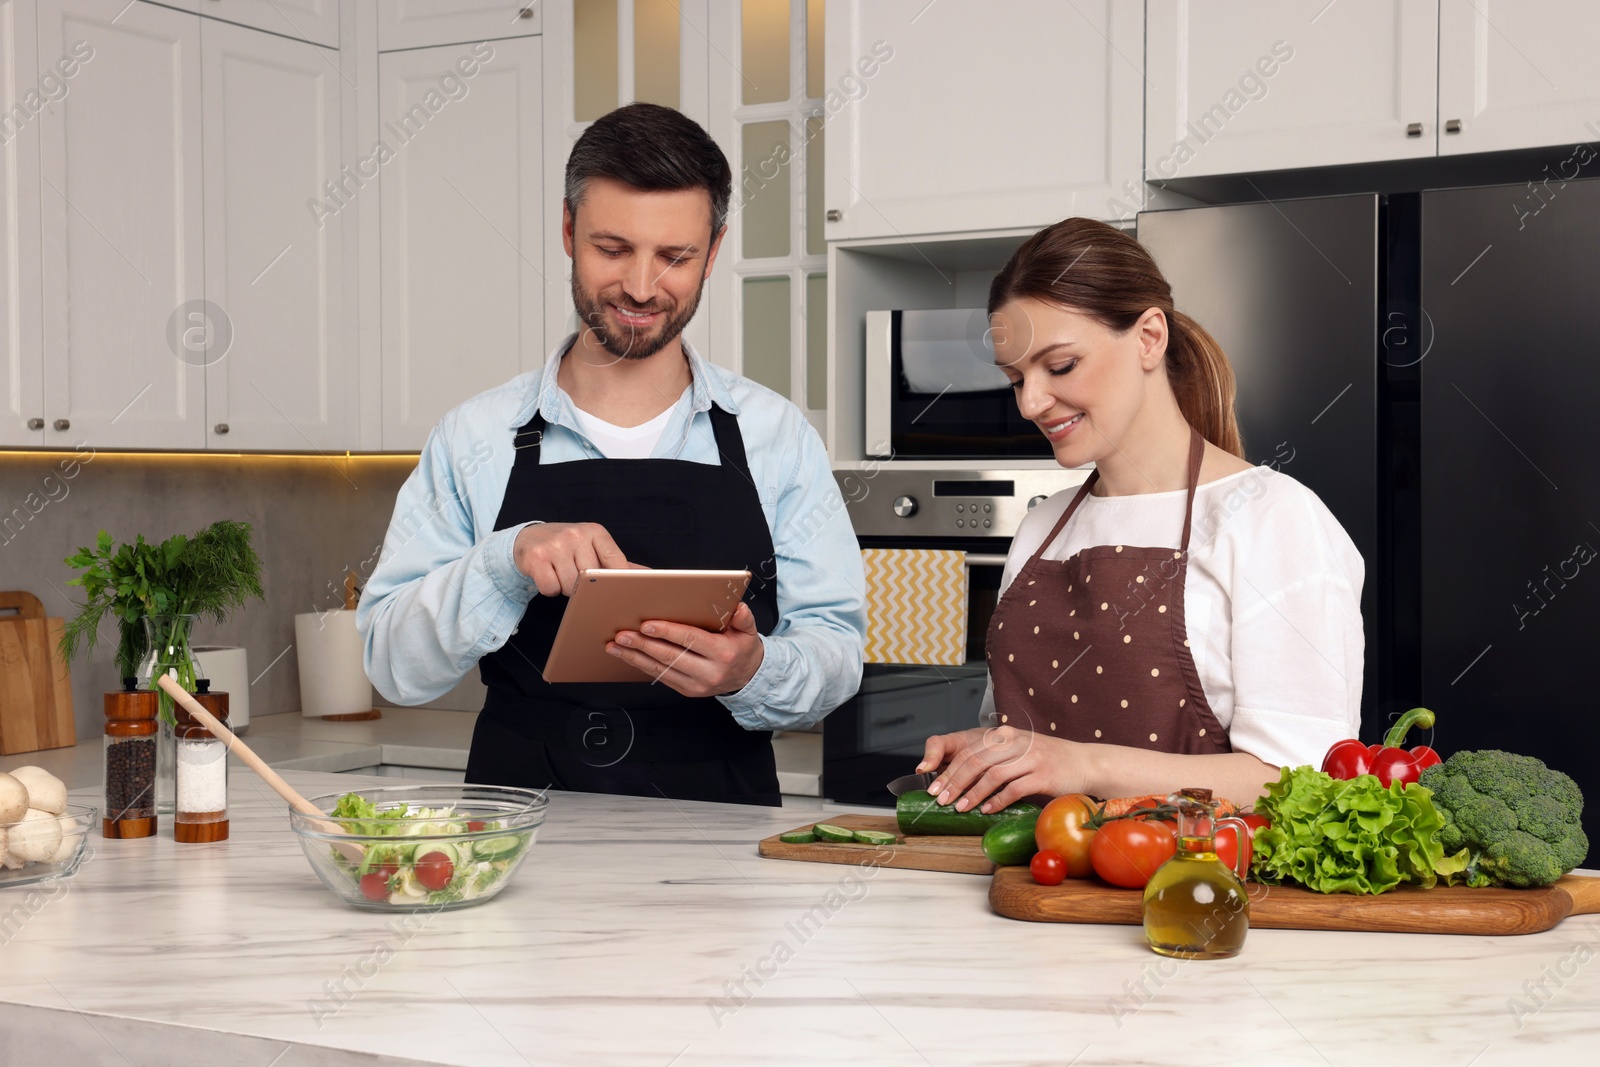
[0,591,76,756]
[990,866,1600,936]
[758,815,995,875]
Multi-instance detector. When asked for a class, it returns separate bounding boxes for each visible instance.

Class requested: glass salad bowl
[0,804,97,889]
[289,785,549,912]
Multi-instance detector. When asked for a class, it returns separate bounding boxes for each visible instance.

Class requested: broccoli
[1418,749,1588,888]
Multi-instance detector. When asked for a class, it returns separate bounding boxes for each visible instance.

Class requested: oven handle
[964,553,1007,567]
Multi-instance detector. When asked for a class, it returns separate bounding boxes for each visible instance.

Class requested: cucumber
[852,829,898,846]
[981,813,1040,867]
[472,834,525,859]
[813,823,856,843]
[779,829,819,845]
[895,790,1041,836]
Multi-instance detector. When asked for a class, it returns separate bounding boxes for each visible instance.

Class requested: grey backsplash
[0,450,485,742]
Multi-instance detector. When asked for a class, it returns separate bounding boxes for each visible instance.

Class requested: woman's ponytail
[1166,309,1244,459]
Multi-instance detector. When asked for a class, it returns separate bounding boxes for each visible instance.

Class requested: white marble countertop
[1,769,1596,1066]
[1,708,824,797]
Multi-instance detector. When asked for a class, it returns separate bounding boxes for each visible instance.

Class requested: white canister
[192,645,251,733]
[293,610,375,718]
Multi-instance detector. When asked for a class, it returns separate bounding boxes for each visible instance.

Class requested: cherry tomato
[467,820,486,833]
[1034,794,1097,878]
[1030,850,1068,886]
[414,851,455,892]
[1214,817,1252,880]
[1089,819,1177,889]
[359,871,392,902]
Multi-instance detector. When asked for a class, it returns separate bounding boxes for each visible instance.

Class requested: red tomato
[467,820,486,833]
[1239,813,1270,837]
[1214,817,1252,879]
[1090,819,1177,889]
[359,871,392,902]
[1034,794,1098,878]
[1030,850,1067,886]
[414,852,455,892]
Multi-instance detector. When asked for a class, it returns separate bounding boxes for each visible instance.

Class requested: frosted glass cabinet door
[0,0,43,446]
[38,0,207,450]
[1144,0,1439,178]
[200,16,347,451]
[822,0,1144,240]
[1437,0,1600,156]
[378,37,543,451]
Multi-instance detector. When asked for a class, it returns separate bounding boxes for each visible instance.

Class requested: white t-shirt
[980,464,1365,769]
[571,403,677,459]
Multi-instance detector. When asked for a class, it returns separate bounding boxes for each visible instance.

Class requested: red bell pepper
[1319,707,1441,787]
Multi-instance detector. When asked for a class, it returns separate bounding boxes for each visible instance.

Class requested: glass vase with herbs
[62,521,264,819]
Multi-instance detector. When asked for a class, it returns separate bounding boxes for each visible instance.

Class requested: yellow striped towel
[860,549,969,666]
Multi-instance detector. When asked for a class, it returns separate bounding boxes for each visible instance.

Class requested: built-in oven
[864,308,1054,460]
[823,467,1088,806]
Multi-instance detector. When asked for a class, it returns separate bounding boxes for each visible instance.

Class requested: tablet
[541,569,753,683]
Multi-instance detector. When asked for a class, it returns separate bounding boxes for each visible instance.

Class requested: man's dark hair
[565,103,733,237]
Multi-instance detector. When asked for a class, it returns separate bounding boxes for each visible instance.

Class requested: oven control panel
[834,468,1091,539]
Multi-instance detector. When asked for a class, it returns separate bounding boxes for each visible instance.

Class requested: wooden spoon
[156,675,364,861]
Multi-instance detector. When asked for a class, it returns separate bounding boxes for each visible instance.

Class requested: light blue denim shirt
[356,335,866,731]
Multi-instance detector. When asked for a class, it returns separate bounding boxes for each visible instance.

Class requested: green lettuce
[1252,766,1470,895]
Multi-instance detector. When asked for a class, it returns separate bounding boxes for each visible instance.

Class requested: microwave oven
[864,308,1052,460]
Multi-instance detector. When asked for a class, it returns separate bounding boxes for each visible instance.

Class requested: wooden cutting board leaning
[990,867,1600,936]
[0,591,76,755]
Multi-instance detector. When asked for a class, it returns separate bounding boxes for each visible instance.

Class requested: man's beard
[571,269,706,361]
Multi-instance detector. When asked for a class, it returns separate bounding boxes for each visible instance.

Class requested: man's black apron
[464,403,783,806]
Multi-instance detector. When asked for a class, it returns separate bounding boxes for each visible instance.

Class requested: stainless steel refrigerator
[1140,183,1598,861]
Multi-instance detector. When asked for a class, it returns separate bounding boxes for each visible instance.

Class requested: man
[357,104,865,806]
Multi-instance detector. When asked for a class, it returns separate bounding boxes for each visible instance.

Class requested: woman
[919,218,1364,813]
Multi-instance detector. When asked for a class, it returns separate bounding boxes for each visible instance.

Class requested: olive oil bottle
[1142,788,1249,959]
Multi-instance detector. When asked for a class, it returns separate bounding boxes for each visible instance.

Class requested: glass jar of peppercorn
[103,687,159,838]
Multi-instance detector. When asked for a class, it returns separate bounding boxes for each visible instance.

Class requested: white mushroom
[7,809,63,864]
[8,766,66,816]
[0,772,27,825]
[0,825,8,865]
[48,832,79,865]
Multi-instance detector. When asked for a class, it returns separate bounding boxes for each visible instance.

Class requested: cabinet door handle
[1445,119,1462,133]
[1406,122,1423,137]
[214,423,230,435]
[27,417,44,430]
[53,418,70,431]
[826,209,842,222]
[518,5,534,16]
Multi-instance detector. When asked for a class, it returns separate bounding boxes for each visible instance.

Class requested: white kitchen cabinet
[376,0,540,52]
[39,0,207,450]
[153,0,340,48]
[1145,0,1439,179]
[1437,0,1600,156]
[200,15,348,451]
[378,35,542,450]
[822,0,1143,240]
[1147,0,1600,178]
[0,0,45,447]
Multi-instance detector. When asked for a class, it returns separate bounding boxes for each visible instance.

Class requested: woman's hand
[918,725,1087,814]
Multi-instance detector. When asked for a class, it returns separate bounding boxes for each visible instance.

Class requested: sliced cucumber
[473,834,524,859]
[779,829,819,844]
[852,829,898,846]
[812,823,855,843]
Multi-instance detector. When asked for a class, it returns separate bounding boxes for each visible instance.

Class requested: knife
[886,771,938,797]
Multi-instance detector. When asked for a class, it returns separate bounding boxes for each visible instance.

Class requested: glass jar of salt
[174,680,230,843]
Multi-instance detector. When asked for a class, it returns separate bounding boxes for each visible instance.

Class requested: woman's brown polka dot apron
[986,427,1230,754]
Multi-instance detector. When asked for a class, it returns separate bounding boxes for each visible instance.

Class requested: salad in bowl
[290,784,549,911]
